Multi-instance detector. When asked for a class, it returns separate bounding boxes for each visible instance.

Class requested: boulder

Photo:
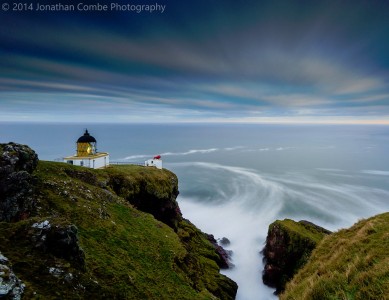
[31,220,85,270]
[0,143,38,222]
[0,142,38,174]
[0,251,25,299]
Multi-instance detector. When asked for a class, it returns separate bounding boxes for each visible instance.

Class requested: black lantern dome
[77,129,97,143]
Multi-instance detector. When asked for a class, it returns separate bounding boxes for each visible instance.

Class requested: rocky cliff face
[0,143,38,222]
[262,219,331,294]
[107,169,182,231]
[0,143,237,299]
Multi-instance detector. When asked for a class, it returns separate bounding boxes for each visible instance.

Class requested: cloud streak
[1,1,389,123]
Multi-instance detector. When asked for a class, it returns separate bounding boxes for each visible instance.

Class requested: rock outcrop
[177,220,238,300]
[206,233,234,269]
[107,170,182,231]
[0,143,38,222]
[262,219,331,294]
[31,220,85,270]
[0,251,25,299]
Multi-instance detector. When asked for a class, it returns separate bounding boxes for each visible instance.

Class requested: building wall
[93,155,109,169]
[145,159,163,169]
[64,154,109,169]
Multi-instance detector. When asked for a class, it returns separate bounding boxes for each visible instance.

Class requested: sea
[2,123,389,300]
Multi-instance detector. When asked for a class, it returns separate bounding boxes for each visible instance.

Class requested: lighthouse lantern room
[64,129,109,169]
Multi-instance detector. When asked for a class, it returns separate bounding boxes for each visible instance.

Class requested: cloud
[1,1,389,123]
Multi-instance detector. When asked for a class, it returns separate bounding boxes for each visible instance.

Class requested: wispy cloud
[1,1,389,123]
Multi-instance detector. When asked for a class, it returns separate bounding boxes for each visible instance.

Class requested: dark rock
[262,219,331,294]
[0,143,38,222]
[31,221,85,270]
[205,234,233,269]
[0,142,38,174]
[219,237,231,246]
[0,251,25,299]
[176,220,238,299]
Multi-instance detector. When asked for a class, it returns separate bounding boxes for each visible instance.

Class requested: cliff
[262,219,331,294]
[281,213,389,299]
[0,143,237,299]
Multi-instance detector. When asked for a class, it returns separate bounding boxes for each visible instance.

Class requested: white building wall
[64,154,109,169]
[145,159,163,169]
[93,155,109,169]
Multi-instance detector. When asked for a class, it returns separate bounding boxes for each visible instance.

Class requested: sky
[1,0,389,124]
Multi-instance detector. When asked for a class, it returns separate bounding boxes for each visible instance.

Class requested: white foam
[172,162,389,299]
[316,168,344,172]
[124,146,248,161]
[174,162,283,299]
[362,170,389,176]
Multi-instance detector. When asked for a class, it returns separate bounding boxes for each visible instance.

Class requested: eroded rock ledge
[262,219,331,294]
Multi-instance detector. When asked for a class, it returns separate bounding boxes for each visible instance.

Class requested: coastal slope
[280,213,389,299]
[0,143,237,299]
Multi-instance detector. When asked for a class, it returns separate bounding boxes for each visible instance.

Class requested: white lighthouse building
[145,155,163,169]
[64,129,109,169]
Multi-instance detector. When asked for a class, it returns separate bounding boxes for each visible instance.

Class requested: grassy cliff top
[0,161,236,299]
[270,219,329,245]
[281,213,389,300]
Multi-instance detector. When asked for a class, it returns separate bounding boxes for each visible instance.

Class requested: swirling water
[2,123,389,300]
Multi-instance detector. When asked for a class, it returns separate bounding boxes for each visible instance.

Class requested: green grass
[272,219,328,244]
[0,161,232,299]
[281,213,389,300]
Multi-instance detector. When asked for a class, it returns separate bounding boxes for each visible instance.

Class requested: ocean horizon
[2,122,389,299]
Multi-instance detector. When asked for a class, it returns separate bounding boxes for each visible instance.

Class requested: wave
[172,162,389,228]
[316,168,344,172]
[163,148,219,156]
[170,161,389,299]
[172,161,288,222]
[173,162,282,300]
[361,170,389,176]
[123,154,150,160]
[124,146,246,160]
[124,145,300,160]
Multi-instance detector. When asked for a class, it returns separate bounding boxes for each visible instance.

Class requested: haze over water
[2,123,389,300]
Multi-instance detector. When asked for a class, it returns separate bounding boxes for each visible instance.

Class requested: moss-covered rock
[177,219,238,300]
[281,213,389,300]
[0,144,237,299]
[105,165,182,231]
[262,219,331,294]
[0,142,39,222]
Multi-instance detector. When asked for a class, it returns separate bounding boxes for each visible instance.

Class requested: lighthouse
[64,129,109,169]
